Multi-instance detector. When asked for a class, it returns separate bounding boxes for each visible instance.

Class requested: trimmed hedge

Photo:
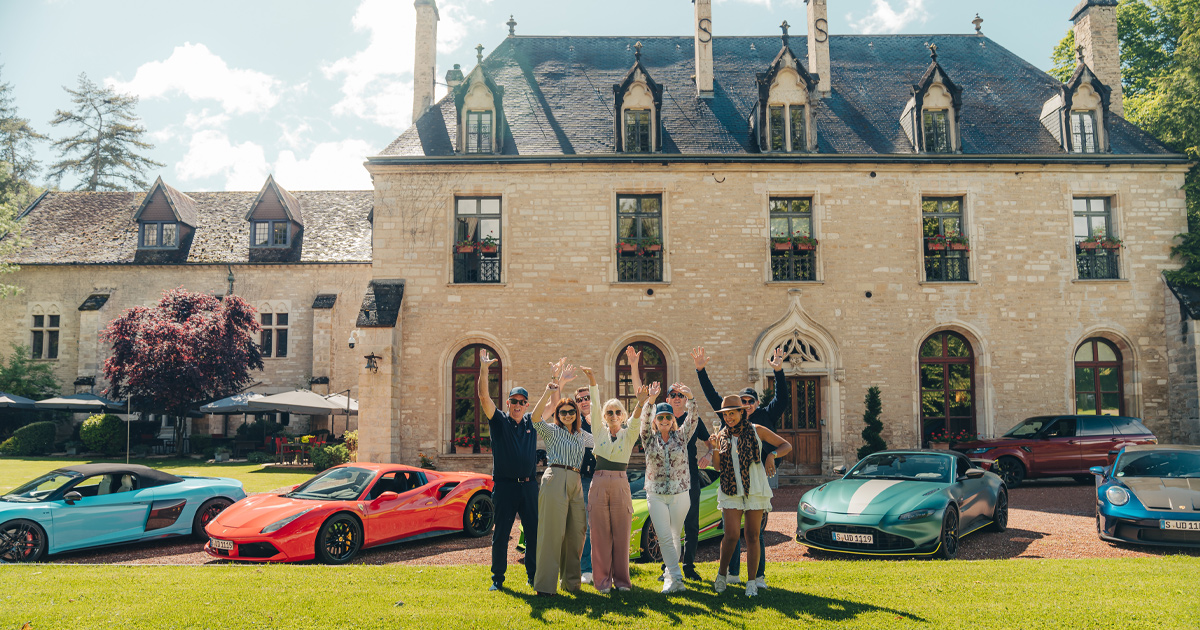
[0,421,57,455]
[80,414,124,455]
[247,451,274,464]
[311,444,351,472]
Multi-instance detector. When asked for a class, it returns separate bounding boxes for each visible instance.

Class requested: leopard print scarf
[717,417,760,496]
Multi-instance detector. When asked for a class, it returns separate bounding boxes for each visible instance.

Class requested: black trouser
[728,511,768,578]
[491,479,538,585]
[661,472,703,575]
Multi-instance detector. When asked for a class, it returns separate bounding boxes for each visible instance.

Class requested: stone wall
[1074,2,1124,116]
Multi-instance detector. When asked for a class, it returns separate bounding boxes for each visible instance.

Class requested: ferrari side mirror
[372,491,399,505]
[64,491,82,505]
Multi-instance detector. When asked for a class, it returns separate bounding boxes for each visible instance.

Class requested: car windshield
[286,467,376,501]
[1115,451,1200,478]
[628,469,647,500]
[847,453,951,483]
[1003,417,1055,438]
[1,470,82,502]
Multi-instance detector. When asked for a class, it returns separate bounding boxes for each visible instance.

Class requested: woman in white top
[707,394,792,598]
[586,383,648,594]
[639,381,698,594]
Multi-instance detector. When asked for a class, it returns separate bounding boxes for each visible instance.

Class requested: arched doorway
[768,334,823,474]
[1074,338,1123,416]
[615,341,667,413]
[919,331,975,444]
[450,344,501,454]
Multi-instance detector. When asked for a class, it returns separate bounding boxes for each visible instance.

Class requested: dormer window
[1070,110,1098,153]
[613,42,663,154]
[1040,62,1111,154]
[252,220,290,247]
[141,221,178,249]
[246,175,303,258]
[466,110,493,154]
[923,110,951,153]
[901,46,963,154]
[453,48,506,156]
[768,104,808,152]
[624,109,651,153]
[752,27,816,154]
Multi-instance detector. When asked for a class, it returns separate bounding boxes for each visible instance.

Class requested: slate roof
[357,279,405,328]
[380,34,1177,159]
[10,190,373,264]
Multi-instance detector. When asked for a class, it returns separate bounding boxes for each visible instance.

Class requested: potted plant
[214,446,232,463]
[1079,230,1122,250]
[642,238,662,253]
[771,236,793,251]
[455,239,476,254]
[478,234,500,255]
[616,240,639,254]
[418,452,437,470]
[926,428,952,449]
[793,235,820,251]
[925,234,950,251]
[947,232,970,251]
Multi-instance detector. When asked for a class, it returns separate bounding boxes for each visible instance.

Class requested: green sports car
[796,450,1008,559]
[517,467,726,561]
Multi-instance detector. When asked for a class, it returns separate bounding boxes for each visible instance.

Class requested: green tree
[857,386,887,459]
[1049,29,1077,83]
[48,73,163,191]
[0,63,46,207]
[0,343,62,438]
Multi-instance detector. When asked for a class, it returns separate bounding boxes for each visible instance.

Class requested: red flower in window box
[949,243,970,251]
[455,240,477,254]
[616,242,639,254]
[793,236,819,251]
[478,235,499,255]
[772,240,792,251]
[927,242,947,251]
[1078,241,1100,250]
[643,244,662,253]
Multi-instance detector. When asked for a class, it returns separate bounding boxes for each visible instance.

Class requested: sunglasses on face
[558,409,578,416]
[667,392,686,399]
[603,409,625,416]
[575,395,590,403]
[509,398,528,405]
[740,398,757,405]
[655,414,674,422]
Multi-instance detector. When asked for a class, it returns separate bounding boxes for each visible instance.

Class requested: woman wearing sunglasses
[528,368,594,596]
[639,381,698,594]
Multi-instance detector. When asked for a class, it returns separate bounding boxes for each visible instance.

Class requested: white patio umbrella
[248,389,343,416]
[34,392,124,412]
[325,392,358,435]
[0,391,38,410]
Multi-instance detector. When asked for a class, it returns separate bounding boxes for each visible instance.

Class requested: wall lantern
[364,353,381,373]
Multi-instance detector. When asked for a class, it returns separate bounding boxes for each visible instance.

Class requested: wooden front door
[773,375,822,475]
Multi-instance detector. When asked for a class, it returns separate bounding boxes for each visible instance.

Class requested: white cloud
[176,130,270,190]
[274,140,375,190]
[849,0,928,34]
[175,130,371,191]
[322,0,475,129]
[106,43,281,115]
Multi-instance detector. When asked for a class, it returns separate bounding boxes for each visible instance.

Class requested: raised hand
[625,345,642,366]
[481,350,498,369]
[768,346,785,370]
[690,347,709,370]
[559,364,577,385]
[636,384,650,403]
[671,382,693,400]
[546,381,559,392]
[549,357,566,380]
[648,381,662,399]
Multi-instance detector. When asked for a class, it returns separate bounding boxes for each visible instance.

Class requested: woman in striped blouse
[528,372,594,596]
[587,381,649,594]
[639,381,698,594]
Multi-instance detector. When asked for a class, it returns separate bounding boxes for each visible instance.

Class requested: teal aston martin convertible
[796,450,1007,559]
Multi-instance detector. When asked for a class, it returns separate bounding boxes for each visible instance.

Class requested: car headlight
[800,501,818,515]
[1105,486,1130,506]
[898,508,937,521]
[966,447,991,454]
[260,508,314,534]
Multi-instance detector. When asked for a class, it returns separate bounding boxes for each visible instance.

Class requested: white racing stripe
[847,480,904,515]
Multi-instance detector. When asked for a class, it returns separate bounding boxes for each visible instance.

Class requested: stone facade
[1073,0,1124,116]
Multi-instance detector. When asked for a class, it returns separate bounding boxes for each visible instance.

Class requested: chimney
[412,0,439,124]
[1071,0,1122,115]
[806,0,830,97]
[694,0,714,97]
[445,64,464,90]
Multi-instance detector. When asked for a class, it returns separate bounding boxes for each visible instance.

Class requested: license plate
[832,532,873,544]
[210,538,234,550]
[1160,520,1200,531]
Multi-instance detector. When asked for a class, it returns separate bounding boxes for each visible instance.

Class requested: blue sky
[0,0,1074,192]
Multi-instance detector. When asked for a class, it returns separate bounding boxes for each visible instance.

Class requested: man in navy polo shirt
[478,350,538,591]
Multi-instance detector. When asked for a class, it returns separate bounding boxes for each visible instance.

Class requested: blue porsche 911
[1094,444,1200,548]
[1,463,246,562]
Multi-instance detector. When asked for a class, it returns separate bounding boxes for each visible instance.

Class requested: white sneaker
[669,581,687,593]
[745,581,759,598]
[661,580,675,594]
[714,574,727,593]
[616,586,630,592]
[755,576,767,589]
[597,587,611,594]
[727,574,741,585]
[581,572,593,584]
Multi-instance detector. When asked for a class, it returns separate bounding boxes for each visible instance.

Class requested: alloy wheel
[0,520,45,562]
[324,520,357,561]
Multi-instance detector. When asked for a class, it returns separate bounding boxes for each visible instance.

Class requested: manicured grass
[1,558,1197,629]
[0,456,315,494]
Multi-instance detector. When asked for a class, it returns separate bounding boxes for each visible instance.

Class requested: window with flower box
[451,344,500,454]
[454,197,502,284]
[922,197,969,282]
[769,197,816,281]
[1074,197,1119,280]
[616,194,662,282]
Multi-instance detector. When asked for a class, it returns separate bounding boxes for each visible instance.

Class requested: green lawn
[1,559,1197,629]
[0,456,315,494]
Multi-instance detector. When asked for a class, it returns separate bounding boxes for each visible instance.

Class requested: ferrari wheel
[994,457,1025,488]
[315,514,362,564]
[462,492,495,538]
[986,489,1009,532]
[934,507,959,560]
[192,498,233,539]
[640,521,662,563]
[0,519,47,563]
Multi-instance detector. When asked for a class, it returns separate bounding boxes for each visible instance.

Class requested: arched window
[1075,338,1123,416]
[919,332,975,443]
[615,341,667,413]
[451,344,501,454]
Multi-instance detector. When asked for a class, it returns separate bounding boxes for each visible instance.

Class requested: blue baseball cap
[508,387,529,399]
[654,402,674,416]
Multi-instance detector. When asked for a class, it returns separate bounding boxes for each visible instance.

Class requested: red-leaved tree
[101,288,264,453]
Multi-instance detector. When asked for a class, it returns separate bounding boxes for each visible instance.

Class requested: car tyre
[0,519,47,563]
[192,497,233,539]
[995,457,1025,488]
[986,489,1008,532]
[934,507,959,560]
[640,520,662,563]
[462,492,495,538]
[315,513,363,564]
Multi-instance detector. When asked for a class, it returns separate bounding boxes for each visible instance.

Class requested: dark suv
[952,415,1157,487]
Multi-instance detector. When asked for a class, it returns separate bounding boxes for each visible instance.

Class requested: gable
[138,188,176,222]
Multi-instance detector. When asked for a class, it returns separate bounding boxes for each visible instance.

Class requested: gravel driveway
[44,480,1200,566]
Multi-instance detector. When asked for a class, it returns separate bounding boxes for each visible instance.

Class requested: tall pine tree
[857,386,887,459]
[0,62,44,297]
[48,73,163,191]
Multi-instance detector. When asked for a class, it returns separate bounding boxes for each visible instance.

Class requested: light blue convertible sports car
[1,463,246,562]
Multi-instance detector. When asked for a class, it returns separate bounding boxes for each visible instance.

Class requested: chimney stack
[694,0,714,97]
[445,64,463,90]
[806,0,830,97]
[412,0,439,124]
[1071,0,1122,115]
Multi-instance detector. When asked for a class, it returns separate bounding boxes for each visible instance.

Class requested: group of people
[480,345,793,598]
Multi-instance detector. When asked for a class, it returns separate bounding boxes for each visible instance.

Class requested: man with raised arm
[479,350,538,592]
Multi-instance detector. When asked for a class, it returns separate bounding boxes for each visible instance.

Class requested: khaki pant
[588,470,633,591]
[534,466,587,593]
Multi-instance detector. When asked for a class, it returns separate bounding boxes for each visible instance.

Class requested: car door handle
[1067,440,1079,445]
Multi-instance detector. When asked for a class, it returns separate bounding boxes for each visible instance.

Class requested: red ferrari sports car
[204,463,494,563]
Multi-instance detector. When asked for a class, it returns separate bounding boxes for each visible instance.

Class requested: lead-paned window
[789,105,807,152]
[1070,110,1098,154]
[616,194,662,283]
[451,345,500,454]
[140,222,178,249]
[454,197,502,284]
[1074,197,1119,280]
[31,314,59,360]
[769,197,815,282]
[252,221,290,247]
[922,109,950,153]
[769,106,786,151]
[466,110,493,154]
[259,311,288,358]
[922,197,969,282]
[624,110,651,153]
[919,332,976,444]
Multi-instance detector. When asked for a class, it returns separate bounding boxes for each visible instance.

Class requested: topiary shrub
[0,422,58,456]
[247,451,274,464]
[310,444,351,472]
[0,437,18,454]
[857,386,887,460]
[80,414,124,455]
